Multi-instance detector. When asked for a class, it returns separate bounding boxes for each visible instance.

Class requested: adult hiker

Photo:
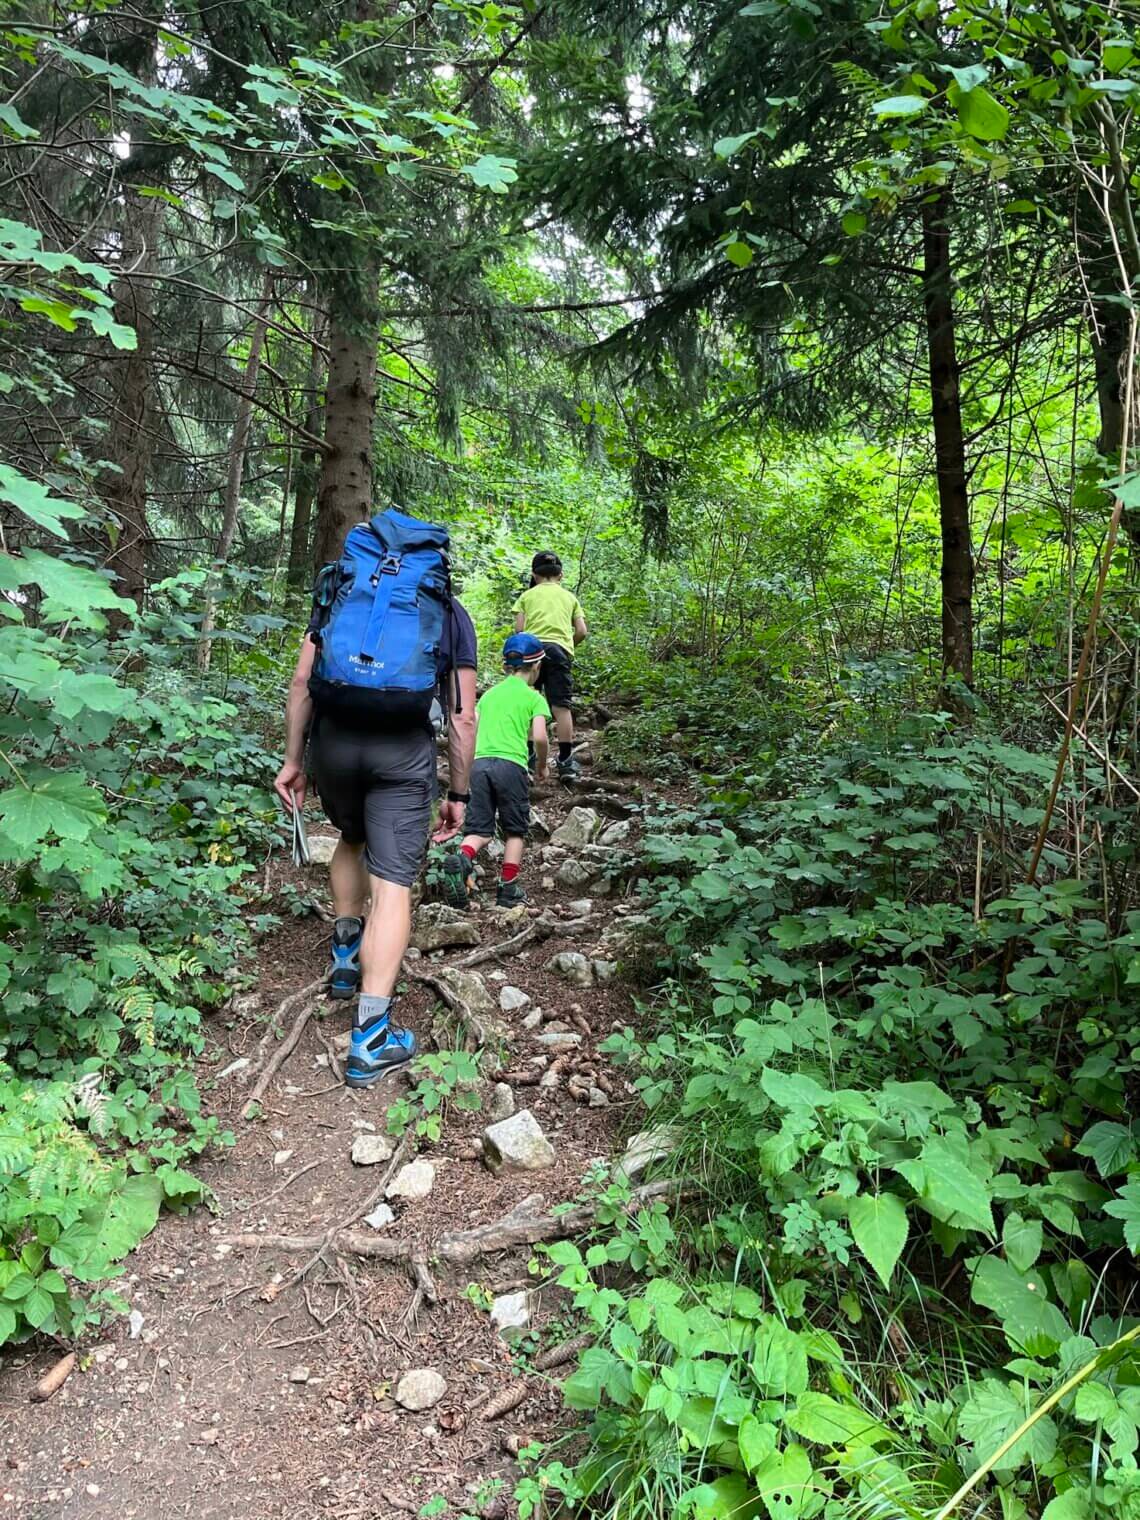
[274,508,477,1088]
[512,550,587,783]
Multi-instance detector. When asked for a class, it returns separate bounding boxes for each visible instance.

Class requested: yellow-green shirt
[474,677,551,769]
[512,582,584,654]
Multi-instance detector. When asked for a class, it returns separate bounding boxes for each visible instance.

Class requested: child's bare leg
[460,833,491,857]
[503,836,525,867]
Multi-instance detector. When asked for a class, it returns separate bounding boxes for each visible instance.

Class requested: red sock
[501,862,519,883]
[460,844,477,861]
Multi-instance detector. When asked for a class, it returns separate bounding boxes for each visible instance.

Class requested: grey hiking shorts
[309,715,433,888]
[466,757,531,839]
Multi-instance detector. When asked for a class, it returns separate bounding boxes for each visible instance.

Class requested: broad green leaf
[738,1414,778,1473]
[752,1318,809,1395]
[715,130,760,158]
[958,1376,1057,1470]
[785,1391,891,1448]
[680,1474,761,1520]
[761,1068,830,1109]
[970,1257,1072,1353]
[1075,1121,1135,1178]
[76,1174,163,1271]
[872,95,927,119]
[0,466,85,537]
[954,84,1010,142]
[725,240,754,268]
[1105,1179,1140,1251]
[0,769,108,854]
[916,1137,995,1235]
[848,1193,908,1287]
[21,1286,55,1330]
[841,211,866,236]
[1002,1212,1043,1272]
[0,548,134,623]
[0,103,37,140]
[460,154,518,192]
[752,1443,818,1520]
[1041,1491,1091,1520]
[0,1303,16,1342]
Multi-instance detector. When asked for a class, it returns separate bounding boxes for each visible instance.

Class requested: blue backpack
[309,507,455,726]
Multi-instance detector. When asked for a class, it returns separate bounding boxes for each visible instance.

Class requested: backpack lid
[370,506,450,556]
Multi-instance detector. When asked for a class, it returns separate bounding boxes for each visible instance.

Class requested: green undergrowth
[0,550,280,1345]
[525,706,1140,1519]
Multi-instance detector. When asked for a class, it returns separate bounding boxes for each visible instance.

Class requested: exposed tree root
[455,913,596,970]
[242,975,329,1118]
[224,1178,686,1269]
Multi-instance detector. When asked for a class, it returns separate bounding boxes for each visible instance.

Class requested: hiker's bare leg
[330,839,368,918]
[360,877,410,997]
[552,705,574,744]
[459,833,492,857]
[504,836,525,867]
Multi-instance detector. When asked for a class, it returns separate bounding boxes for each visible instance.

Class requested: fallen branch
[243,975,329,1118]
[245,1158,323,1213]
[31,1352,76,1403]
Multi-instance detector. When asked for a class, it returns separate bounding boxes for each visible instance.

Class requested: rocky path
[0,759,659,1520]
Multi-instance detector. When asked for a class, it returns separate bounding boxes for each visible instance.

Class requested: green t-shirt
[474,676,551,768]
[512,582,584,654]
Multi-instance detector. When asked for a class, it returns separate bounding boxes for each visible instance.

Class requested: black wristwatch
[447,790,470,805]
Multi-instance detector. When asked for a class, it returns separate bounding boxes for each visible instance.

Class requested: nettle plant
[0,525,278,1343]
[569,722,1140,1515]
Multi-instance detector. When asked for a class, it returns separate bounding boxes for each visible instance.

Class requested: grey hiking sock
[333,915,363,946]
[354,993,392,1033]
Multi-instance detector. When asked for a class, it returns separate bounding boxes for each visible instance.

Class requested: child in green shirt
[443,633,550,908]
[512,550,588,783]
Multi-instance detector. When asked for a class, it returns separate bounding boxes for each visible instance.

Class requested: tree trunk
[921,188,973,693]
[198,276,274,671]
[99,192,160,614]
[312,306,378,570]
[287,305,328,589]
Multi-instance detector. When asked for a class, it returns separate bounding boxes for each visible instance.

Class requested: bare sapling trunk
[921,187,974,695]
[198,276,274,672]
[311,307,378,570]
[287,304,328,589]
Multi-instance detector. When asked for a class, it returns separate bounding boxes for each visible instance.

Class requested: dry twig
[243,975,329,1118]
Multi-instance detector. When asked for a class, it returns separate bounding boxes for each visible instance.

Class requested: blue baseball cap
[503,632,545,666]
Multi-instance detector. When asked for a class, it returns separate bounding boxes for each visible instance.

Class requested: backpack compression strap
[358,552,402,662]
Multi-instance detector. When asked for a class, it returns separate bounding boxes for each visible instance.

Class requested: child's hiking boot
[496,878,528,908]
[346,1015,416,1087]
[441,853,472,908]
[329,916,362,1000]
[556,753,581,785]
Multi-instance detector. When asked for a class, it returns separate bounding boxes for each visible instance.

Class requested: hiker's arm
[531,716,549,779]
[434,667,477,843]
[514,612,526,633]
[275,636,315,813]
[573,614,588,646]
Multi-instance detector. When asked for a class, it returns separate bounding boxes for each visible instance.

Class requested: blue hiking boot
[345,1016,417,1087]
[329,916,362,1000]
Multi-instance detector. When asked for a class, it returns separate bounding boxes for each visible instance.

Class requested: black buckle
[379,553,401,575]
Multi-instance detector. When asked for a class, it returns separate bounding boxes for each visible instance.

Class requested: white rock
[535,1031,582,1052]
[600,819,633,847]
[483,1109,555,1175]
[528,810,552,840]
[490,1290,534,1340]
[434,966,497,1017]
[127,1309,145,1339]
[351,1133,395,1167]
[588,1087,610,1108]
[522,1008,543,1031]
[555,858,598,891]
[547,951,594,987]
[289,1366,311,1384]
[488,1083,515,1123]
[499,985,531,1013]
[486,838,505,861]
[395,1369,447,1412]
[386,1159,435,1201]
[362,1203,395,1231]
[307,834,338,866]
[551,807,602,848]
[567,899,594,917]
[615,1125,682,1183]
[542,876,556,890]
[411,903,480,952]
[215,1057,250,1081]
[273,1149,294,1168]
[592,959,619,985]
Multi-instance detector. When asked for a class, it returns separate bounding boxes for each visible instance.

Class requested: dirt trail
[0,757,654,1520]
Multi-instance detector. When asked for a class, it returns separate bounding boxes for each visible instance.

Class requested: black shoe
[441,853,471,908]
[496,879,528,908]
[556,755,581,785]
